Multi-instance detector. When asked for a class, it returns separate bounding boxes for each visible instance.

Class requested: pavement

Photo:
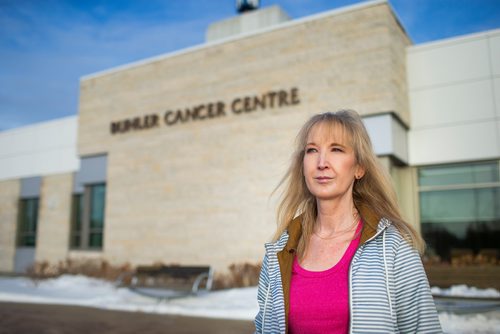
[0,302,254,334]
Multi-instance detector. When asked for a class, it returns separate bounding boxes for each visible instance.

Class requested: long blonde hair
[273,110,424,254]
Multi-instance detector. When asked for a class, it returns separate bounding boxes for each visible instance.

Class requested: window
[70,183,106,249]
[18,198,39,247]
[89,184,105,248]
[418,161,500,262]
[70,194,83,248]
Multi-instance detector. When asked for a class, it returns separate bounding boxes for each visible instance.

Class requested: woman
[255,110,442,333]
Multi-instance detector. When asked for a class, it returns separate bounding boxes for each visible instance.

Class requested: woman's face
[302,122,364,202]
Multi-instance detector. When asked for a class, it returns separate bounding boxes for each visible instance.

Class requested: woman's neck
[315,196,357,234]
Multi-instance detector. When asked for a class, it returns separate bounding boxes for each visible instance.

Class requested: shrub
[213,262,261,290]
[27,259,132,283]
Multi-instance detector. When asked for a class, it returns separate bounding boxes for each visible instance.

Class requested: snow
[432,285,500,298]
[0,275,258,320]
[0,275,499,333]
[439,311,500,334]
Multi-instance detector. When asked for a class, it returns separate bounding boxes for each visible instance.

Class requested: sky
[1,0,499,131]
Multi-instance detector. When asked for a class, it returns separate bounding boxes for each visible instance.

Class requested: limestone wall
[0,180,20,272]
[77,2,411,271]
[35,173,73,264]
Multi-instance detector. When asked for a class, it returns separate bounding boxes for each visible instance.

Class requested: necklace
[313,212,360,240]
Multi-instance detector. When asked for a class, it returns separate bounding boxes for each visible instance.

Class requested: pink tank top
[288,221,362,334]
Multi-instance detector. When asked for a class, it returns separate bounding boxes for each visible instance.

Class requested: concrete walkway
[0,302,254,334]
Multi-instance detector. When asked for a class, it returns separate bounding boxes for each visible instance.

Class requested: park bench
[117,265,214,300]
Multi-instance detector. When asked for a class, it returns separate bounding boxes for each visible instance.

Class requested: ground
[0,302,254,334]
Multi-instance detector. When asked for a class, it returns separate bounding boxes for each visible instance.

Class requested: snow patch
[432,285,500,298]
[1,275,499,333]
[439,311,500,334]
[0,275,258,320]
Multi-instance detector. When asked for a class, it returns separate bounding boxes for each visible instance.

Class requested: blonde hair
[273,110,424,254]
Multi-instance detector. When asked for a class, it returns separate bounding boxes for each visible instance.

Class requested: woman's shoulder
[265,229,290,254]
[373,220,419,253]
[384,222,403,240]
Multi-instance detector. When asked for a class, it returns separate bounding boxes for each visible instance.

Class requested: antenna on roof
[236,0,260,14]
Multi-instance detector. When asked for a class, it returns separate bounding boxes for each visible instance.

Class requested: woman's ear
[355,165,366,180]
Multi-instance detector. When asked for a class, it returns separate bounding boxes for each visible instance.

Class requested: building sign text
[110,87,300,135]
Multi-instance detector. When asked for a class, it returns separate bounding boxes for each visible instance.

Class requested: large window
[419,161,500,262]
[88,184,105,247]
[70,184,106,249]
[17,198,39,247]
[70,194,83,248]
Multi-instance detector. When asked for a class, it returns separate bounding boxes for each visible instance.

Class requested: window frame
[418,160,500,261]
[17,197,39,247]
[70,183,106,250]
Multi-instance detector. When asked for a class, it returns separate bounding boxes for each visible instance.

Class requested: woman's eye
[305,147,317,153]
[332,147,344,153]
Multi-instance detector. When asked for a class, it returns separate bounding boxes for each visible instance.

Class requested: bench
[116,265,214,300]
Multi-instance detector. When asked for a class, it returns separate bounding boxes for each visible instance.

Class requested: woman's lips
[315,176,333,183]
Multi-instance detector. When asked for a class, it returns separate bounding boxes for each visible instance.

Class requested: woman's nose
[317,153,328,169]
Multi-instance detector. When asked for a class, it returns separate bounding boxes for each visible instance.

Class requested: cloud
[392,0,500,43]
[1,0,499,130]
[0,0,221,130]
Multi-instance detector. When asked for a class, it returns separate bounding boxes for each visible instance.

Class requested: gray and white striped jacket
[254,219,442,333]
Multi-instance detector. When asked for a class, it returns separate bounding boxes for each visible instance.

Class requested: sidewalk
[0,302,254,334]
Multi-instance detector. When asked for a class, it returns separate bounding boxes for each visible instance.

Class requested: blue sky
[1,0,499,131]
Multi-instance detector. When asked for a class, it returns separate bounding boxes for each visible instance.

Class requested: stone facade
[75,2,411,271]
[0,179,20,272]
[35,173,73,264]
[390,165,420,231]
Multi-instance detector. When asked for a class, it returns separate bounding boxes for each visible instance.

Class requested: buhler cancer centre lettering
[110,87,300,135]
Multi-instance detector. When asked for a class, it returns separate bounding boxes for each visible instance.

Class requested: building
[0,0,499,275]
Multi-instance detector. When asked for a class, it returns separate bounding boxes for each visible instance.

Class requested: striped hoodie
[254,215,442,333]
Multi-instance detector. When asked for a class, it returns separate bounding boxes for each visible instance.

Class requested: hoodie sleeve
[393,239,443,333]
[254,253,270,334]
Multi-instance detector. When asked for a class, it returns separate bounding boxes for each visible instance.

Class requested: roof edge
[408,28,500,52]
[80,0,388,81]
